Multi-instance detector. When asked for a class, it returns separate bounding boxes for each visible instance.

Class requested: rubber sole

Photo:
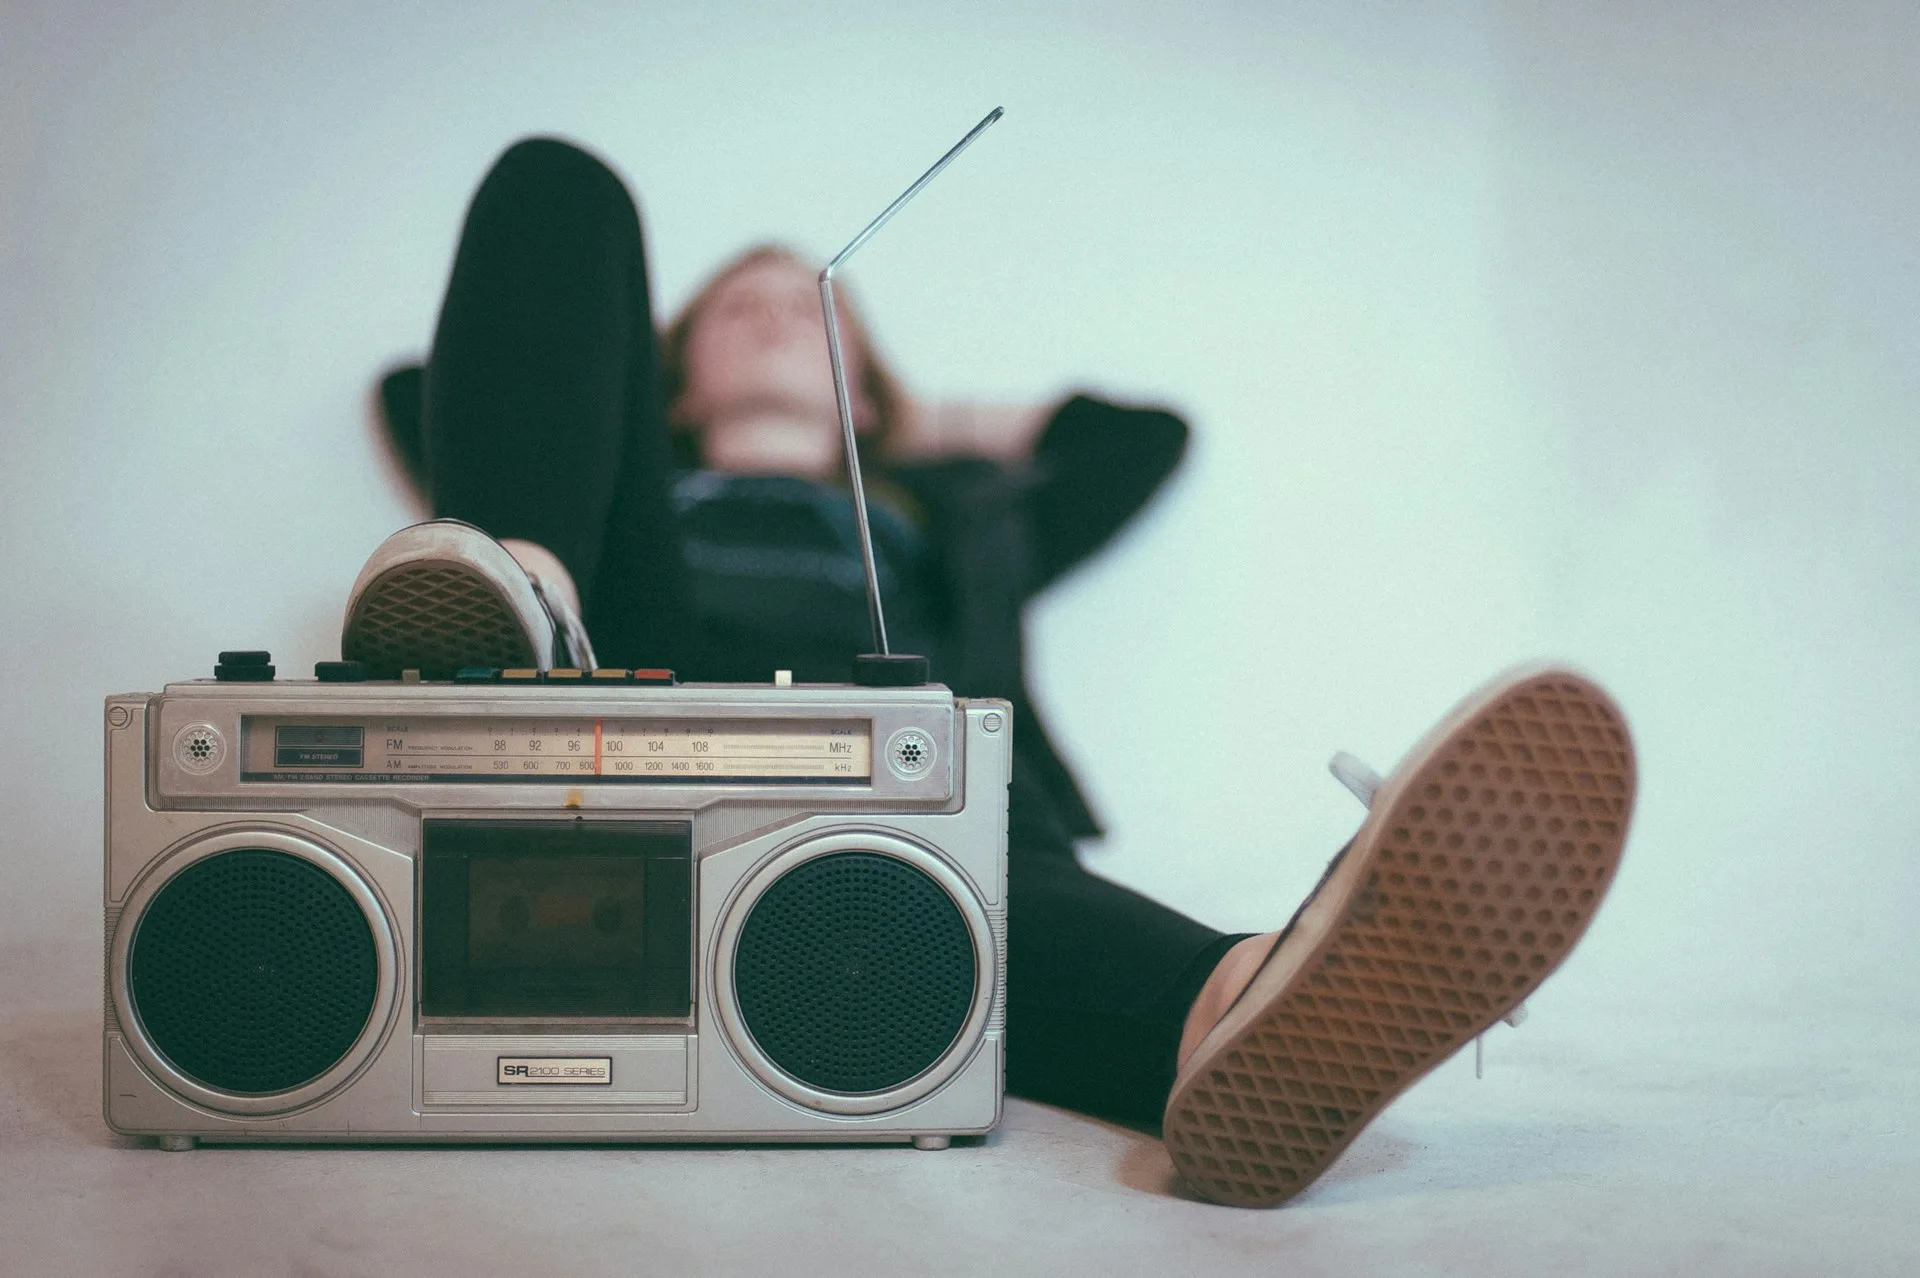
[1161,665,1637,1208]
[342,561,541,679]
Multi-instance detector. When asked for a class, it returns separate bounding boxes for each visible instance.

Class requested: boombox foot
[911,1135,951,1151]
[157,1135,196,1152]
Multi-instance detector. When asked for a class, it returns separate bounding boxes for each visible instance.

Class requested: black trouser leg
[422,136,689,669]
[1006,845,1248,1129]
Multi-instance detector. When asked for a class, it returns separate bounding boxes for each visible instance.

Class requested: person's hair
[657,244,905,467]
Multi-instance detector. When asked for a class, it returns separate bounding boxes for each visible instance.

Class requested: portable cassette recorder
[104,673,1009,1150]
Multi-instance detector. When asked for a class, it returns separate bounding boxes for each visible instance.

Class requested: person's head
[660,245,903,474]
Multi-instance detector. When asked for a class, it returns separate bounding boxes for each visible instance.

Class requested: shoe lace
[1329,750,1526,1079]
[530,577,598,671]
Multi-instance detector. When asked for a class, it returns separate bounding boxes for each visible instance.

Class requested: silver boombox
[102,110,1015,1152]
[103,678,1008,1150]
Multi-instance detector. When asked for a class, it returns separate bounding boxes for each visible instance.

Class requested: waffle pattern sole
[343,561,539,678]
[1162,668,1636,1208]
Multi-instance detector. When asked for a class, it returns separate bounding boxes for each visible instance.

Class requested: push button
[215,650,274,681]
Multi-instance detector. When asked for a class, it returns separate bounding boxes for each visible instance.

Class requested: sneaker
[1162,664,1637,1207]
[340,519,596,678]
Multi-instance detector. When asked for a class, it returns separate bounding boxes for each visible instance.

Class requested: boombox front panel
[103,684,1008,1146]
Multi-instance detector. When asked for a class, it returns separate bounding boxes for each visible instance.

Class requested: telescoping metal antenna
[821,106,1004,687]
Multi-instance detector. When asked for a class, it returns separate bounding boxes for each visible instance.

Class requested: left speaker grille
[128,849,378,1095]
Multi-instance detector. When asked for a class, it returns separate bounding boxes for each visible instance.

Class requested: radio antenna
[821,106,1004,688]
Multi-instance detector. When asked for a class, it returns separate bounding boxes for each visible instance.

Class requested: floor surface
[4,918,1915,1276]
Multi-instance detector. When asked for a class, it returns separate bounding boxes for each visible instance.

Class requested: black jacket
[380,368,1189,852]
[888,394,1189,850]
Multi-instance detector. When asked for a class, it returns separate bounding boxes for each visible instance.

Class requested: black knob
[852,653,929,687]
[315,660,368,682]
[215,659,275,682]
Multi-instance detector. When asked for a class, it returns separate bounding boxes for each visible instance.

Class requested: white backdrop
[3,1,1915,1033]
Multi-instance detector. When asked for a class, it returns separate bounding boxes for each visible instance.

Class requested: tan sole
[1162,665,1637,1207]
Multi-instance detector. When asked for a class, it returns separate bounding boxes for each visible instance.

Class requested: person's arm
[887,397,1055,464]
[1025,394,1190,595]
[887,391,1191,592]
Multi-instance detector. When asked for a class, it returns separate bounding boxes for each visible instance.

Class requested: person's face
[675,254,869,430]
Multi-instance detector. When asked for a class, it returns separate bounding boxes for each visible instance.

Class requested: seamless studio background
[2,3,1916,1274]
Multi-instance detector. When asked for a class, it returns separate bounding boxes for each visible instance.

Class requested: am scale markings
[371,718,868,778]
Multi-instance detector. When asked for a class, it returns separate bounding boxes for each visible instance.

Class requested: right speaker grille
[733,851,975,1095]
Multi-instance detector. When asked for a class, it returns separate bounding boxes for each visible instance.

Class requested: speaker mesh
[128,849,378,1095]
[735,851,975,1095]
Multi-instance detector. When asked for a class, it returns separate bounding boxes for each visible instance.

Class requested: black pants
[421,137,1243,1128]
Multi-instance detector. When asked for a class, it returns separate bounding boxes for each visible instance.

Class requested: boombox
[103,672,1009,1150]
